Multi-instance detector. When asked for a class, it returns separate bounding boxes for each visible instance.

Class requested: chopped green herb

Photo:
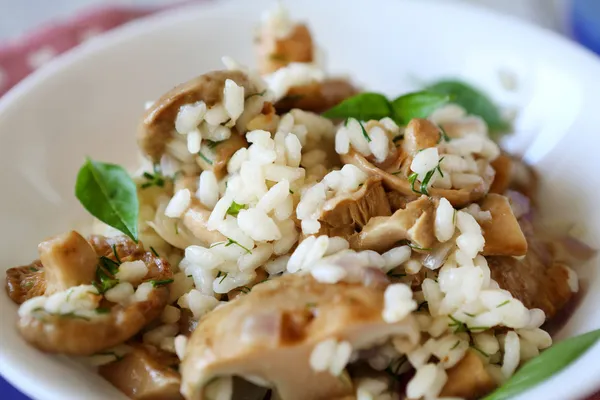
[346,118,371,142]
[111,244,122,264]
[391,171,403,175]
[94,264,118,294]
[419,168,436,195]
[496,300,510,308]
[226,201,247,217]
[149,246,160,257]
[96,307,111,314]
[448,315,468,333]
[408,172,420,193]
[22,281,34,289]
[150,279,174,287]
[29,267,39,272]
[198,151,213,165]
[174,222,179,235]
[453,209,457,225]
[436,156,445,178]
[245,90,266,100]
[469,326,491,332]
[438,126,451,143]
[234,286,251,294]
[211,238,252,254]
[464,312,477,318]
[140,165,166,189]
[450,340,461,350]
[471,345,490,357]
[219,272,228,284]
[406,242,433,251]
[99,256,120,275]
[205,140,224,150]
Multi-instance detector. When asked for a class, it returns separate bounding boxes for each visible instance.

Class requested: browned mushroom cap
[318,177,391,238]
[5,260,45,304]
[39,231,98,294]
[99,344,183,400]
[479,194,527,256]
[181,274,419,400]
[488,220,574,320]
[256,24,313,74]
[350,196,435,253]
[194,132,248,180]
[440,350,496,399]
[138,70,259,162]
[274,79,358,114]
[18,287,168,355]
[17,234,173,355]
[403,118,440,154]
[341,150,493,208]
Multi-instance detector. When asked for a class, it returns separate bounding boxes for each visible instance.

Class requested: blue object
[0,376,28,400]
[571,0,600,55]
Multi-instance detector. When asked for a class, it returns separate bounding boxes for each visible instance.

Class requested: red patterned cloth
[0,3,599,400]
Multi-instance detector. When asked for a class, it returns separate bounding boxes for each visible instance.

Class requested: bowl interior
[0,0,599,399]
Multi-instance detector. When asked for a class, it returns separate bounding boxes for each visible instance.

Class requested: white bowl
[0,0,599,399]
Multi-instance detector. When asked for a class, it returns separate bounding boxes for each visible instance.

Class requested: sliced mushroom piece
[256,24,313,74]
[181,274,419,400]
[350,196,435,253]
[274,79,358,114]
[403,118,441,154]
[318,177,391,236]
[479,194,527,256]
[195,133,248,180]
[99,344,183,400]
[341,150,493,208]
[440,350,496,399]
[246,101,280,134]
[39,231,98,294]
[182,199,227,247]
[488,221,574,320]
[17,234,173,355]
[5,260,46,304]
[138,70,259,163]
[489,153,512,194]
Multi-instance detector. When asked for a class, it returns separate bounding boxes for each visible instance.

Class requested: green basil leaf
[75,158,139,242]
[426,79,510,138]
[484,329,600,400]
[322,92,392,121]
[391,91,450,125]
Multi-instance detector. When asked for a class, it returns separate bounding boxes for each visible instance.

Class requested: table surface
[0,0,576,399]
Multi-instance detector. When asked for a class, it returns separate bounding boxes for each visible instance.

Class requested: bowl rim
[0,0,599,399]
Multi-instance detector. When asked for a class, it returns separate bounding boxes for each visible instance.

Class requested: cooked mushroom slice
[490,153,538,199]
[274,79,358,114]
[195,133,248,179]
[489,153,512,194]
[138,70,260,162]
[403,118,441,154]
[439,350,496,399]
[488,221,574,320]
[341,150,493,208]
[182,199,227,247]
[16,234,173,355]
[318,177,391,237]
[246,101,280,133]
[99,344,183,400]
[256,22,313,74]
[5,260,45,304]
[479,194,527,256]
[181,274,419,400]
[39,231,98,294]
[350,196,435,253]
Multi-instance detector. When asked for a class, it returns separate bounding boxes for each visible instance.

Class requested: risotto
[5,3,598,400]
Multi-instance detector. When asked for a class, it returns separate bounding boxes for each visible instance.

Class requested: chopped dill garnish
[448,315,468,333]
[150,246,160,257]
[140,164,166,189]
[205,140,224,150]
[219,272,228,284]
[211,238,252,254]
[471,345,490,357]
[346,117,371,142]
[198,151,213,165]
[174,222,179,235]
[469,326,491,332]
[408,172,420,193]
[496,300,510,308]
[99,256,120,274]
[438,126,451,143]
[226,201,247,217]
[450,340,461,350]
[150,278,174,287]
[406,241,433,251]
[29,267,39,272]
[111,244,122,264]
[234,286,251,294]
[464,312,477,318]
